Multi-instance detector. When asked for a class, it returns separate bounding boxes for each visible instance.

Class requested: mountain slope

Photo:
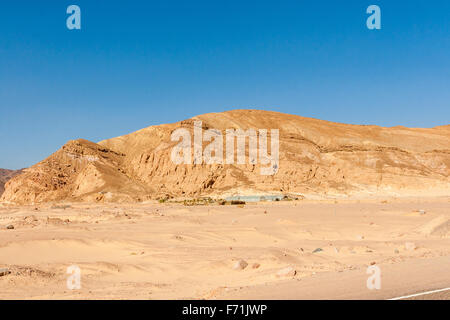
[0,169,23,196]
[2,110,450,204]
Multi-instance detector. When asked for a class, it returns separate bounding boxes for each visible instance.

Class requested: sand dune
[417,215,450,236]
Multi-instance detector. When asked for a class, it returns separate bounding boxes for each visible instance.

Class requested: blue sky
[1,1,449,169]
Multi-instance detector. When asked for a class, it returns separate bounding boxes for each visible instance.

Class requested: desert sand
[0,197,448,299]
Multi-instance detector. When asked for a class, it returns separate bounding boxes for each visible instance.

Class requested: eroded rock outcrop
[0,169,23,196]
[1,139,151,204]
[2,110,450,204]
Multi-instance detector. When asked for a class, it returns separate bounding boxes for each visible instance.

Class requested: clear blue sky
[1,1,449,169]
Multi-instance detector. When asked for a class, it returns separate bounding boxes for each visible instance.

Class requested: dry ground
[0,197,448,299]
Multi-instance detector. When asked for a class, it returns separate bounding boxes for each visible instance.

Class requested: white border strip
[388,287,450,300]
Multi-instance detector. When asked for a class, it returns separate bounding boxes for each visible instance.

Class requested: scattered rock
[233,259,248,270]
[0,268,11,277]
[356,235,364,240]
[46,217,65,225]
[24,215,38,222]
[11,266,54,278]
[6,225,14,230]
[419,210,426,215]
[370,261,376,265]
[50,204,71,210]
[276,266,296,278]
[404,242,417,251]
[394,249,400,254]
[312,248,323,253]
[251,263,260,269]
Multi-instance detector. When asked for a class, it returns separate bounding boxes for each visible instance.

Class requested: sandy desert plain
[0,197,449,300]
[0,110,449,299]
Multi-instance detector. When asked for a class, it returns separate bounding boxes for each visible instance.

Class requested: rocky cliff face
[2,110,450,204]
[0,169,23,196]
[0,140,151,204]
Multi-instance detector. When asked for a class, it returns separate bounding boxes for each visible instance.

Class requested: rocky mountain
[2,110,450,204]
[0,169,23,196]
